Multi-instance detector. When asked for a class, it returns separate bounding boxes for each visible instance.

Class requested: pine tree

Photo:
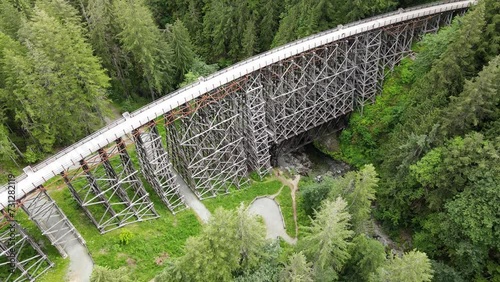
[0,1,23,39]
[441,55,500,138]
[301,197,354,280]
[241,18,257,58]
[201,0,236,61]
[280,252,314,282]
[113,0,173,99]
[2,1,110,154]
[234,204,266,272]
[342,235,386,282]
[273,0,395,47]
[369,250,433,282]
[345,165,378,233]
[86,0,130,97]
[165,19,196,83]
[0,112,15,162]
[169,206,267,281]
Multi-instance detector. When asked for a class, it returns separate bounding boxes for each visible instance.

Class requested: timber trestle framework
[0,1,473,279]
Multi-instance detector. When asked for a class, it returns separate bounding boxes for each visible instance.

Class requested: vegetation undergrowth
[274,185,297,238]
[202,178,282,213]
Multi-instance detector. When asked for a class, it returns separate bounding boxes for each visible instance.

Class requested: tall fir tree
[113,0,173,99]
[301,197,354,280]
[2,0,110,155]
[165,19,196,83]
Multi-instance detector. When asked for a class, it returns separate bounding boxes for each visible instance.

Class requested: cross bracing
[165,81,249,199]
[0,214,53,281]
[133,123,186,213]
[0,2,474,271]
[1,1,473,206]
[61,138,159,233]
[19,186,86,258]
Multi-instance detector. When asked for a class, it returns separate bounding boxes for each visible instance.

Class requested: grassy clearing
[39,174,291,281]
[29,142,297,281]
[0,159,23,183]
[274,185,296,238]
[48,180,202,281]
[203,178,282,213]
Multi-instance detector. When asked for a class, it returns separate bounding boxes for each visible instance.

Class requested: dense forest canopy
[334,0,500,280]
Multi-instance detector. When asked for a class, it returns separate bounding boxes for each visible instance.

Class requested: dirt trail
[274,170,300,237]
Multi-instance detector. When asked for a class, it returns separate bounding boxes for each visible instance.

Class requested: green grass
[296,177,313,234]
[44,142,204,281]
[47,184,201,281]
[0,210,67,281]
[24,141,296,281]
[38,258,70,282]
[203,178,282,213]
[275,185,297,238]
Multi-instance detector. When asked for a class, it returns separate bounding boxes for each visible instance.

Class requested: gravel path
[65,243,93,282]
[249,197,296,244]
[174,171,211,223]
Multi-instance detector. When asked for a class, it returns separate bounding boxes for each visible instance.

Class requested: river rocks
[277,144,351,178]
[278,148,313,176]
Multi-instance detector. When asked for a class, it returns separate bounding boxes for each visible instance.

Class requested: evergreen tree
[234,203,267,272]
[301,197,354,280]
[165,19,196,83]
[475,0,500,67]
[113,0,173,99]
[375,0,488,225]
[86,0,130,97]
[201,0,237,62]
[178,58,218,87]
[344,164,378,233]
[273,0,395,47]
[369,250,433,282]
[258,0,282,50]
[2,1,110,154]
[163,206,266,282]
[241,18,257,59]
[0,114,15,162]
[280,252,314,282]
[342,235,386,282]
[441,55,500,138]
[0,1,23,39]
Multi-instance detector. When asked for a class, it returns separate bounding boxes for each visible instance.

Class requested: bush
[91,265,131,282]
[119,230,133,245]
[300,177,334,217]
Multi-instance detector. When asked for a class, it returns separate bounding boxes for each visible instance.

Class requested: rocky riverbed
[277,144,351,178]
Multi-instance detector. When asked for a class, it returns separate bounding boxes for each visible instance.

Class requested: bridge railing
[1,0,474,191]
